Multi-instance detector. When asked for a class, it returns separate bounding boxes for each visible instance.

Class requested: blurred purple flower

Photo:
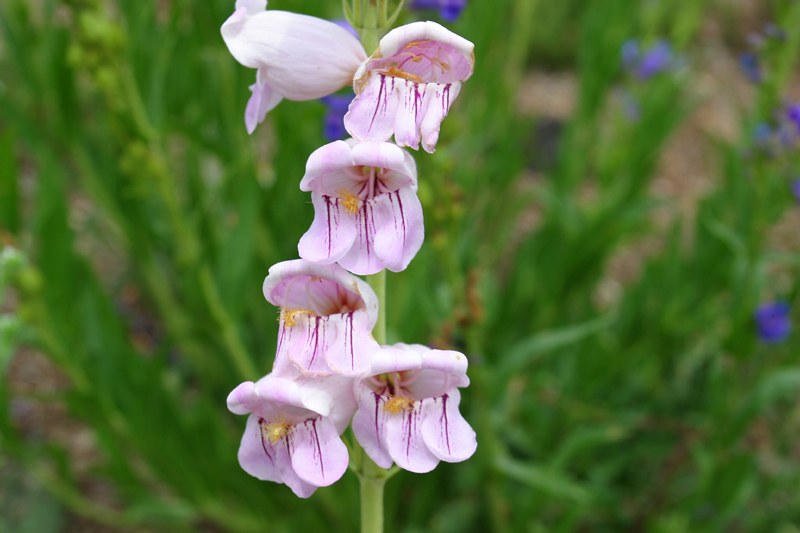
[621,39,676,80]
[755,301,791,343]
[320,94,353,141]
[787,104,800,135]
[637,40,673,80]
[739,52,761,83]
[792,179,800,204]
[409,0,467,23]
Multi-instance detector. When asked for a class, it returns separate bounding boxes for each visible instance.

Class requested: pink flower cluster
[221,0,477,498]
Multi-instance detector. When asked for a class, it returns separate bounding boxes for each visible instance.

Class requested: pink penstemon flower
[298,139,424,276]
[262,260,380,376]
[221,0,367,133]
[344,21,475,153]
[227,370,356,498]
[351,343,477,473]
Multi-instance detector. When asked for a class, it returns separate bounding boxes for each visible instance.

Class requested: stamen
[403,40,427,50]
[368,167,375,200]
[381,67,424,84]
[382,396,415,414]
[337,187,362,215]
[279,308,315,327]
[260,418,292,445]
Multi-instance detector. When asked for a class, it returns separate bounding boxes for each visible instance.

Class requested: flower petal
[350,141,417,190]
[324,310,380,376]
[421,388,477,463]
[373,21,474,80]
[393,80,430,150]
[272,433,318,498]
[385,400,440,473]
[344,74,400,144]
[294,374,358,433]
[336,200,385,275]
[279,314,337,376]
[290,417,349,487]
[244,68,283,134]
[299,140,357,192]
[371,184,424,272]
[352,387,394,468]
[419,81,461,153]
[263,260,379,327]
[227,381,259,415]
[298,192,358,265]
[237,414,283,483]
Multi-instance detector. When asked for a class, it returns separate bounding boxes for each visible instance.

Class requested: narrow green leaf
[0,129,19,234]
[494,455,593,505]
[498,314,614,378]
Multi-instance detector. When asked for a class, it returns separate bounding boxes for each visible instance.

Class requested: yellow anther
[337,187,362,215]
[279,308,314,327]
[260,418,292,445]
[382,396,415,414]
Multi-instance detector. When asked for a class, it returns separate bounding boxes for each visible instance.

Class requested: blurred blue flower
[320,94,353,141]
[621,39,640,68]
[409,0,467,23]
[792,178,800,204]
[739,52,761,84]
[752,122,772,147]
[620,88,640,121]
[755,301,791,343]
[762,22,786,41]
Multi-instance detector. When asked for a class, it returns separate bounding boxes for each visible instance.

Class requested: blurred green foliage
[1,0,800,531]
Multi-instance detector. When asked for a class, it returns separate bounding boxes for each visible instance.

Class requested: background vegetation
[1,0,800,531]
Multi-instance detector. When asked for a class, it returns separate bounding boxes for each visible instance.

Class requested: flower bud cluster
[221,0,477,497]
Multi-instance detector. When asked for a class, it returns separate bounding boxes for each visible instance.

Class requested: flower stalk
[361,269,387,533]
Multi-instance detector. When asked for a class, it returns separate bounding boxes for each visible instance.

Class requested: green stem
[358,0,380,53]
[366,269,386,344]
[358,269,388,533]
[359,456,387,533]
[354,2,391,529]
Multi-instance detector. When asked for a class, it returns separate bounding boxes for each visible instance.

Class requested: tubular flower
[344,21,474,153]
[227,371,356,498]
[263,260,380,376]
[221,0,367,134]
[298,140,423,275]
[351,343,477,473]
